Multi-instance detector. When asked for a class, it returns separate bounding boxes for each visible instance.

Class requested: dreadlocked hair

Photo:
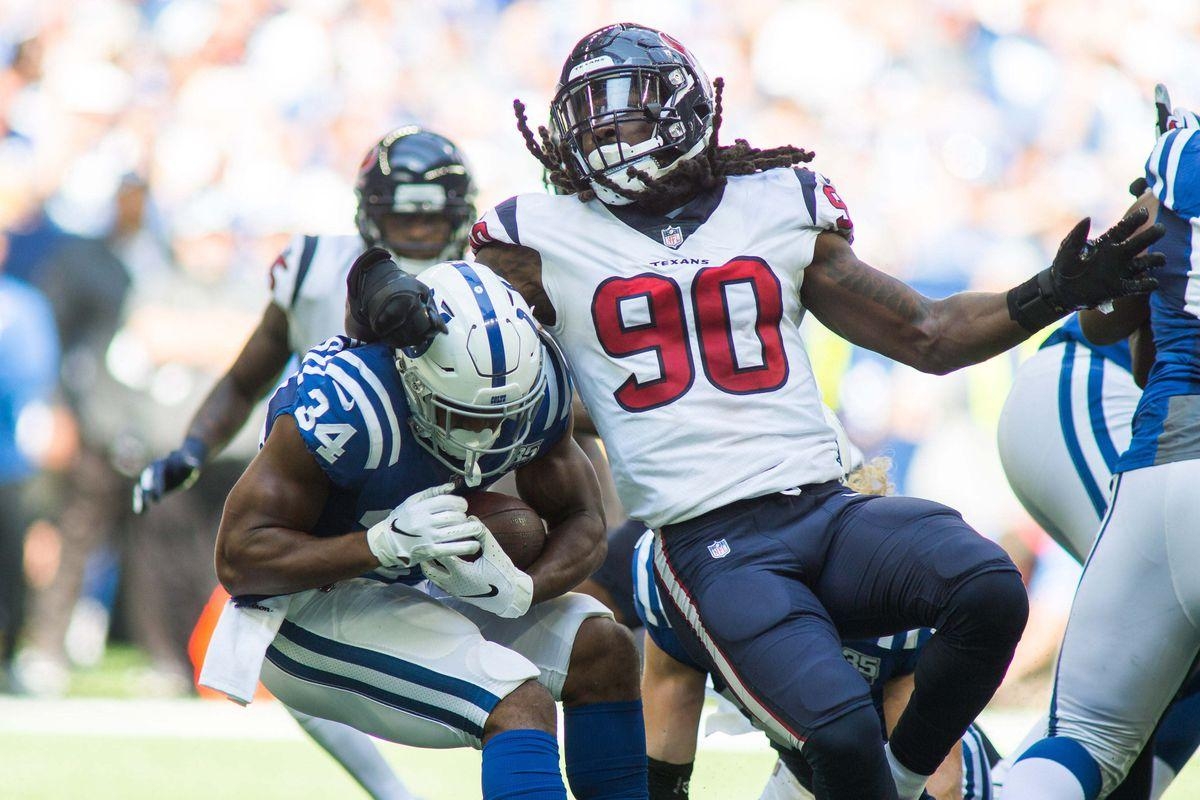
[514,77,816,214]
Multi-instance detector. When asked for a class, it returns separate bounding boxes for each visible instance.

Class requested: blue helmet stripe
[453,262,506,388]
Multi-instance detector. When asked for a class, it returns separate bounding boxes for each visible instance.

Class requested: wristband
[181,436,209,466]
[1006,269,1066,333]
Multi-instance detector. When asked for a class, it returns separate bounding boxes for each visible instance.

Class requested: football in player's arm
[210,257,647,800]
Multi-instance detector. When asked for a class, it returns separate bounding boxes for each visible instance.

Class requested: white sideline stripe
[0,697,1041,757]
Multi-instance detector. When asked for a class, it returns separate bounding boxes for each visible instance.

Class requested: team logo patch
[707,539,731,559]
[661,225,684,249]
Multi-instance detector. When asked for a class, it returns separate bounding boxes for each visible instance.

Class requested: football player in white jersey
[134,126,476,512]
[470,23,1164,800]
[1000,90,1200,800]
[132,127,476,800]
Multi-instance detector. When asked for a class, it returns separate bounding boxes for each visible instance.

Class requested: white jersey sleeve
[268,234,316,312]
[792,168,855,242]
[268,233,368,355]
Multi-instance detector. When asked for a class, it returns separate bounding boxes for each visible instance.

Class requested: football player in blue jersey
[206,253,646,800]
[133,127,478,800]
[1002,89,1200,800]
[470,22,1166,800]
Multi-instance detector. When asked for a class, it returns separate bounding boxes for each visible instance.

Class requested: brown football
[464,491,547,570]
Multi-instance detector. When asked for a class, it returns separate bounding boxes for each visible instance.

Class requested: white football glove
[421,528,534,618]
[366,482,483,569]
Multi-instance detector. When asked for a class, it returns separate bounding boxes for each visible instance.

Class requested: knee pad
[802,703,884,765]
[941,568,1029,649]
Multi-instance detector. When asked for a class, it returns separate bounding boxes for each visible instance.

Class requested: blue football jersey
[1040,314,1132,373]
[264,335,573,584]
[1119,128,1200,471]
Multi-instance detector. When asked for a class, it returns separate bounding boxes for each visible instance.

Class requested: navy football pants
[652,482,1027,799]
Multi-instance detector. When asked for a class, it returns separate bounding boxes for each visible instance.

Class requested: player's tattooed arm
[804,233,1032,375]
[216,415,377,597]
[186,301,294,460]
[473,243,558,326]
[514,414,607,604]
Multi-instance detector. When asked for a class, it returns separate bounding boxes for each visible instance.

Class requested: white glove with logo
[421,528,534,618]
[366,483,483,568]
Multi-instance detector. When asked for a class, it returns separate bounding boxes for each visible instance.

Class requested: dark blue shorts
[652,481,1016,748]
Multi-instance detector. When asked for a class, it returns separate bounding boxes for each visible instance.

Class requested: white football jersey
[473,167,853,528]
[268,233,368,354]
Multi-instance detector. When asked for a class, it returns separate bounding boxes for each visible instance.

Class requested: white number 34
[294,389,356,463]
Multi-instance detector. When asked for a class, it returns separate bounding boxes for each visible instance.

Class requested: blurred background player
[133,126,477,513]
[133,126,477,800]
[474,21,1160,800]
[206,255,645,800]
[0,241,60,692]
[1002,90,1200,800]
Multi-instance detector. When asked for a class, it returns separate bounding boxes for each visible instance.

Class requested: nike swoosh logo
[332,381,355,411]
[462,585,499,598]
[391,521,420,537]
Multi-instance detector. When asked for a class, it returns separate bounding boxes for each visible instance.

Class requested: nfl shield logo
[661,225,684,249]
[707,539,731,559]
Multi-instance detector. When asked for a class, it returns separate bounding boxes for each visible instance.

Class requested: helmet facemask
[550,27,714,206]
[398,360,547,487]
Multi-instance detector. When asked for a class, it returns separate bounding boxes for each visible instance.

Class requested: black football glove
[132,436,207,513]
[1007,208,1166,332]
[347,247,447,350]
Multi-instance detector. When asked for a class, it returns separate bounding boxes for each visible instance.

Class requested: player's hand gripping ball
[462,491,547,570]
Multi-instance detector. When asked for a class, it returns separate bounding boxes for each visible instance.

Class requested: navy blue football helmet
[549,23,715,205]
[354,127,477,272]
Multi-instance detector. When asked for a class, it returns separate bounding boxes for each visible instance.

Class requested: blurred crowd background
[1,0,1198,703]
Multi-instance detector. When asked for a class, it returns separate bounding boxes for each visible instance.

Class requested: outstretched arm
[802,209,1163,374]
[514,414,607,604]
[133,301,293,512]
[473,243,557,326]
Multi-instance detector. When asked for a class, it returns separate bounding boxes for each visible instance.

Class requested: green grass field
[1,731,777,799]
[4,647,1198,799]
[5,720,1200,799]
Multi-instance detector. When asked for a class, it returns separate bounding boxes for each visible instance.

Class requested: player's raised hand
[1048,209,1165,308]
[422,528,533,619]
[366,482,483,569]
[347,248,447,350]
[132,437,207,513]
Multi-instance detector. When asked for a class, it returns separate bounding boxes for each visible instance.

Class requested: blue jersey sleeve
[272,337,403,491]
[1146,128,1200,219]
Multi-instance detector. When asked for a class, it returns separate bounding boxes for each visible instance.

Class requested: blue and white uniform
[997,316,1137,561]
[631,529,996,800]
[1003,127,1200,799]
[207,334,609,749]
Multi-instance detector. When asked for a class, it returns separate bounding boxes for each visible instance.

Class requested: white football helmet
[396,261,547,486]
